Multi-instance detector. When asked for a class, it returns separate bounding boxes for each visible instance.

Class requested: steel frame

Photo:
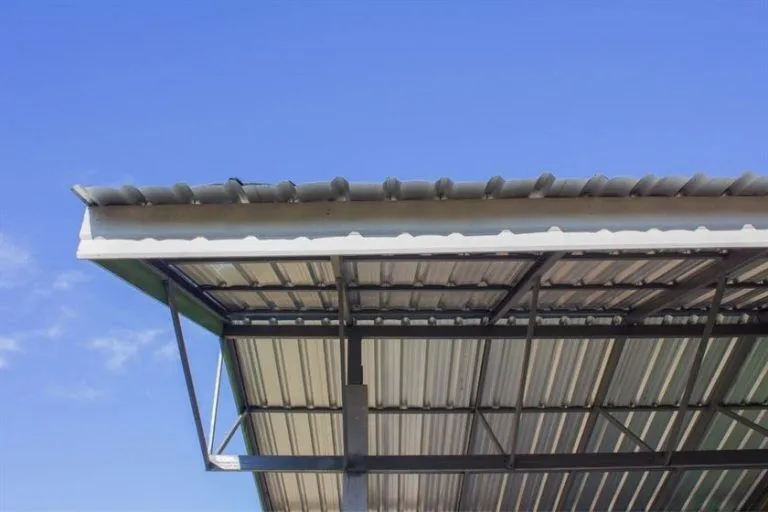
[159,249,768,511]
[222,322,768,339]
[206,450,768,473]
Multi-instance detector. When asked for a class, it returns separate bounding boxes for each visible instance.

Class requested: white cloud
[0,336,20,352]
[0,233,33,289]
[87,329,165,371]
[153,341,178,362]
[49,383,107,402]
[0,336,20,369]
[51,270,89,291]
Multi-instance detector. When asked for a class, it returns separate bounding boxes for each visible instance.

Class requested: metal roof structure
[74,175,768,511]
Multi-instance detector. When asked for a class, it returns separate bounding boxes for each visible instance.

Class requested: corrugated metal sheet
[364,338,482,408]
[605,337,738,407]
[73,173,768,206]
[368,474,461,511]
[176,253,768,316]
[726,336,768,404]
[236,337,342,407]
[206,252,768,511]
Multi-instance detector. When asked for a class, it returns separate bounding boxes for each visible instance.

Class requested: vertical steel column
[208,350,224,455]
[343,333,368,511]
[662,274,727,465]
[165,281,209,467]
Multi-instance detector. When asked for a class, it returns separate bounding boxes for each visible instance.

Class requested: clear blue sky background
[1,2,766,510]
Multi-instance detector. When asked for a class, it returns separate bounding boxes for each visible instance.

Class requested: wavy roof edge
[72,172,768,207]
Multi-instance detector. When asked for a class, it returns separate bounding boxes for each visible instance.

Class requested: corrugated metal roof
[203,251,768,511]
[74,174,768,511]
[73,173,768,206]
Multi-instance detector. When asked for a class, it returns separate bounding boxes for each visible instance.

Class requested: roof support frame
[207,350,224,455]
[489,252,564,324]
[717,407,768,438]
[206,450,768,473]
[507,280,541,469]
[597,407,655,452]
[200,281,767,293]
[651,335,761,509]
[662,274,728,465]
[244,403,768,415]
[168,250,726,265]
[458,257,552,509]
[215,413,245,455]
[223,321,768,339]
[624,249,767,322]
[166,281,210,467]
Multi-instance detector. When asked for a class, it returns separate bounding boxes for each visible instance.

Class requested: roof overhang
[74,176,768,511]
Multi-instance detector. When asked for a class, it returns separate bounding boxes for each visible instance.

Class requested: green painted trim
[94,259,223,335]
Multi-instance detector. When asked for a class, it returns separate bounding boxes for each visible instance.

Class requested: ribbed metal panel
[369,413,469,455]
[368,474,461,511]
[471,412,589,455]
[250,412,342,456]
[668,469,766,511]
[346,258,533,286]
[480,338,611,408]
[605,337,737,407]
[588,411,700,452]
[726,336,768,404]
[235,338,342,407]
[554,471,667,512]
[364,338,482,408]
[73,173,768,206]
[543,256,716,286]
[265,473,342,511]
[460,474,506,511]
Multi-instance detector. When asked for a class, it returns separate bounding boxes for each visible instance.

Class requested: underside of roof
[74,175,768,511]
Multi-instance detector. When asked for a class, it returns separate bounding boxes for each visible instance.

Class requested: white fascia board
[77,197,768,260]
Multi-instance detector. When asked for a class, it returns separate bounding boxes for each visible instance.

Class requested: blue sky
[0,2,766,510]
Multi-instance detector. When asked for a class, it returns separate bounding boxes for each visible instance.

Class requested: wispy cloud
[0,233,34,289]
[87,329,165,371]
[51,270,89,291]
[0,336,20,370]
[153,341,178,362]
[49,383,107,402]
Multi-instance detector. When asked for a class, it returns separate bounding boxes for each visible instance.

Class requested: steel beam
[207,450,768,473]
[597,408,655,452]
[216,413,245,455]
[208,350,224,455]
[491,252,564,324]
[717,407,768,438]
[662,275,727,465]
[478,412,506,455]
[153,261,229,320]
[222,321,768,340]
[508,280,541,469]
[625,249,766,323]
[455,334,492,509]
[201,281,766,293]
[169,250,724,265]
[244,403,768,415]
[459,261,551,508]
[166,281,209,467]
[651,335,761,509]
[555,335,628,510]
[342,329,368,510]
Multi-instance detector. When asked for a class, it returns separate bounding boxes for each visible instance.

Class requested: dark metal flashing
[223,322,768,339]
[207,450,768,473]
